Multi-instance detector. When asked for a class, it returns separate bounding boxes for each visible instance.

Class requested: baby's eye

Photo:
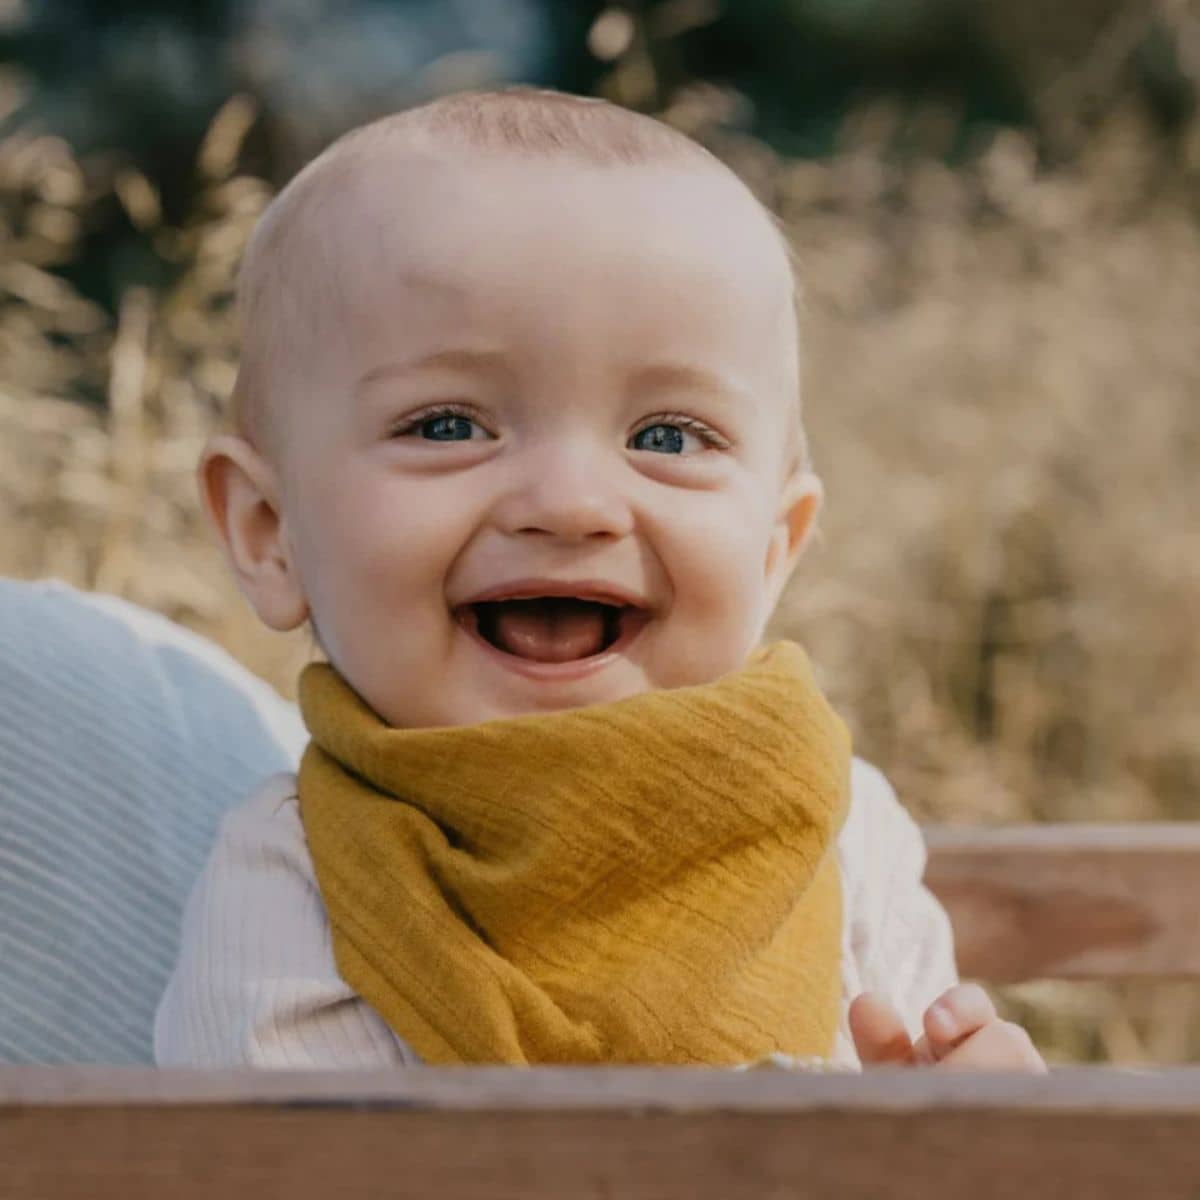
[421,414,479,441]
[628,419,721,455]
[393,407,492,442]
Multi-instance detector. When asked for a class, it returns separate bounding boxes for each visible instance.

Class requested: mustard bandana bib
[297,641,850,1065]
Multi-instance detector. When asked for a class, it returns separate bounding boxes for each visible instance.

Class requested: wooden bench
[923,822,1200,981]
[4,822,1199,1199]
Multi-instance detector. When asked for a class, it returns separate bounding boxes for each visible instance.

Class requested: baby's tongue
[492,599,607,663]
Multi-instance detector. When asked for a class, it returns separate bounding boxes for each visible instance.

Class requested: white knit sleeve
[838,759,959,1044]
[154,773,417,1068]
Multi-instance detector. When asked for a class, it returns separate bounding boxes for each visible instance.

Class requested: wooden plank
[5,1067,1200,1200]
[9,1063,1200,1110]
[923,823,1200,981]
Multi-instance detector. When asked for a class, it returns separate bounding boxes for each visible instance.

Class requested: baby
[155,89,1043,1072]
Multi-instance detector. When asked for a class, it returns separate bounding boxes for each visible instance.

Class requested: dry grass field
[3,84,1198,1063]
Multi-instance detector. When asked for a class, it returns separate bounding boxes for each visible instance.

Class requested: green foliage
[4,0,1198,312]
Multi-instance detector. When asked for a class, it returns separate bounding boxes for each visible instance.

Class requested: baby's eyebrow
[355,351,750,408]
[626,362,747,406]
[356,347,511,393]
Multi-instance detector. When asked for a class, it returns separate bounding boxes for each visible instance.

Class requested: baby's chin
[358,625,756,730]
[442,666,657,727]
[367,653,663,730]
[399,652,754,729]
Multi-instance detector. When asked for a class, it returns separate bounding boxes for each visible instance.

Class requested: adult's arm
[0,579,307,1063]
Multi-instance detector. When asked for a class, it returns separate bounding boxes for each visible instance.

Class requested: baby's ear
[763,467,823,612]
[198,434,309,631]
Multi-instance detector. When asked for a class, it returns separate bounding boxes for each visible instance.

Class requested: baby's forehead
[296,146,794,309]
[240,143,800,453]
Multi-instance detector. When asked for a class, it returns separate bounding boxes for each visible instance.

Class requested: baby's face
[268,153,816,728]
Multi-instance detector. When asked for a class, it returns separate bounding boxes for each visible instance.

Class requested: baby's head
[203,89,822,728]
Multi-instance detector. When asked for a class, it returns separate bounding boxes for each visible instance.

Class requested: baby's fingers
[923,983,997,1061]
[849,993,914,1066]
[936,1020,1048,1074]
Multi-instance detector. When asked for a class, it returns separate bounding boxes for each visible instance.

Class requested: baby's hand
[848,984,1046,1072]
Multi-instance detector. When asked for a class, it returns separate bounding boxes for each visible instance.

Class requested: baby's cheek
[693,515,770,614]
[659,525,769,678]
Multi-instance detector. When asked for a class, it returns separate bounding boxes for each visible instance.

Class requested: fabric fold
[298,640,850,1064]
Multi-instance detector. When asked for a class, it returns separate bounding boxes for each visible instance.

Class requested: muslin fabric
[297,642,849,1065]
[155,759,959,1069]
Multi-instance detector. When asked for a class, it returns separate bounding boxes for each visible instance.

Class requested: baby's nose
[492,448,634,542]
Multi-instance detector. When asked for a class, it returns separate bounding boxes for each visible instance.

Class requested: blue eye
[395,407,491,442]
[632,424,684,454]
[420,414,478,441]
[630,423,692,454]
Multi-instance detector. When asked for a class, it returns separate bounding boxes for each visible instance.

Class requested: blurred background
[2,0,1198,1063]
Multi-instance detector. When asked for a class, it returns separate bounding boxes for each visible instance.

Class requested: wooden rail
[5,825,1200,1196]
[5,1066,1200,1199]
[923,822,1200,981]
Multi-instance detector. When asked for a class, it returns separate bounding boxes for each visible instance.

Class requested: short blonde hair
[233,88,801,457]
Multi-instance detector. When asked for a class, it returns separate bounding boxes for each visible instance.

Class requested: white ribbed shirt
[155,758,957,1070]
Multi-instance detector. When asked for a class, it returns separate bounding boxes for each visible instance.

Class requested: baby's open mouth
[456,596,646,664]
